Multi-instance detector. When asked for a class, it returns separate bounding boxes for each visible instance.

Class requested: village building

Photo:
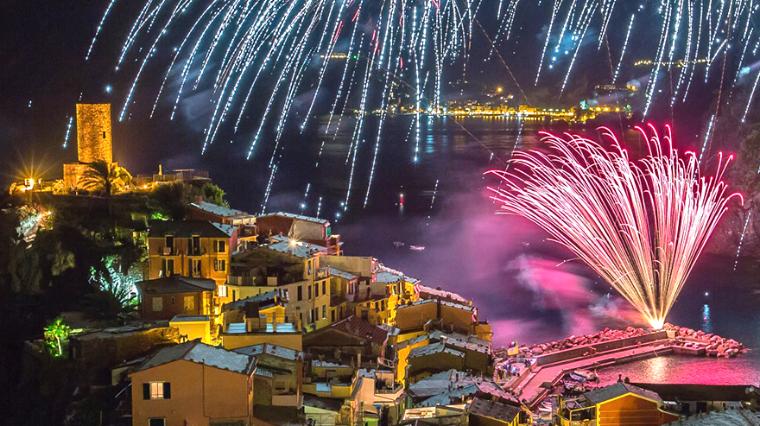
[233,343,303,412]
[146,220,235,309]
[303,315,390,369]
[557,382,680,426]
[256,212,341,255]
[129,341,257,426]
[227,235,335,331]
[136,276,215,321]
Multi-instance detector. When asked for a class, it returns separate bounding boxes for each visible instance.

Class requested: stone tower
[76,103,113,164]
[63,103,116,190]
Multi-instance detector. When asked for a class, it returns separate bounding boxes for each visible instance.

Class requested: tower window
[102,131,106,139]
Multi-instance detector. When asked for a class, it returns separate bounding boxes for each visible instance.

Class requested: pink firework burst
[487,124,742,329]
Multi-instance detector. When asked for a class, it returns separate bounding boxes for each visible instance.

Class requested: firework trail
[487,125,741,329]
[90,0,760,214]
[105,0,477,212]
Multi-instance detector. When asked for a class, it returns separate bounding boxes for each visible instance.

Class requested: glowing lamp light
[23,177,36,191]
[288,238,300,248]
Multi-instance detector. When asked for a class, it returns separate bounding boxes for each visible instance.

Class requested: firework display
[487,125,741,328]
[85,1,760,213]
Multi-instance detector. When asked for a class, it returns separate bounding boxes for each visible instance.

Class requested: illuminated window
[183,296,195,312]
[214,259,226,272]
[143,382,170,400]
[152,297,163,312]
[218,285,228,298]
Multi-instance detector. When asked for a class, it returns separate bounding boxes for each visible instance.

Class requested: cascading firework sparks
[487,125,742,329]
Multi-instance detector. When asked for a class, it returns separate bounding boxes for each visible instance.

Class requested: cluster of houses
[118,201,534,425]
[60,201,760,425]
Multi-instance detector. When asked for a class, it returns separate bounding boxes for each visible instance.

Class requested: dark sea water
[262,116,760,385]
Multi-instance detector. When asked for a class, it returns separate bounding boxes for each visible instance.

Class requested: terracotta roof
[328,316,388,345]
[137,276,215,294]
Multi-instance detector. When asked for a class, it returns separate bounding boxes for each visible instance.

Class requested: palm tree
[79,161,132,227]
[78,160,132,198]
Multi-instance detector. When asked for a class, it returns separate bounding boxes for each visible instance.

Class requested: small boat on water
[409,245,426,251]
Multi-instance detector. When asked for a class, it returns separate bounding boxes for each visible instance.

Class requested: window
[314,283,319,297]
[152,297,163,312]
[297,286,302,301]
[143,382,170,400]
[218,285,228,298]
[190,259,201,276]
[214,259,226,272]
[322,281,326,295]
[149,419,165,426]
[331,310,335,322]
[102,131,107,139]
[165,236,174,252]
[232,290,236,301]
[307,286,312,299]
[191,235,200,255]
[216,240,226,253]
[162,259,174,277]
[183,296,195,312]
[307,260,312,275]
[322,305,326,319]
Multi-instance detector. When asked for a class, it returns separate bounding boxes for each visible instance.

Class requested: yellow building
[130,341,256,426]
[169,315,212,344]
[147,221,234,307]
[227,236,334,331]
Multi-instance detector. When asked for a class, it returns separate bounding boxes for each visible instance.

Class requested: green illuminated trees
[43,317,70,358]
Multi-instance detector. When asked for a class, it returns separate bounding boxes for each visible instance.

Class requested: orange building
[130,341,257,426]
[558,382,680,426]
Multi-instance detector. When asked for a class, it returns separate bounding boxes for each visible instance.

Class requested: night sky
[0,1,746,209]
